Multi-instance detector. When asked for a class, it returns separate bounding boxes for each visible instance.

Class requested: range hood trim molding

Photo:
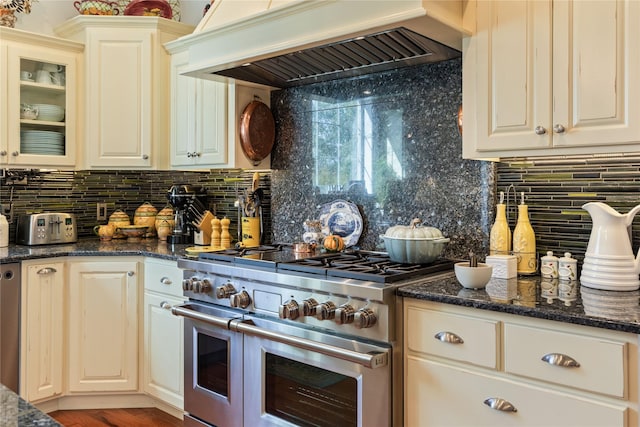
[176,0,469,84]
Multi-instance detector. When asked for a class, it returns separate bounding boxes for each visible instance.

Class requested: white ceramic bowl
[454,262,493,289]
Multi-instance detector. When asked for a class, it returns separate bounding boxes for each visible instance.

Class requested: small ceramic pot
[156,220,172,242]
[93,223,115,241]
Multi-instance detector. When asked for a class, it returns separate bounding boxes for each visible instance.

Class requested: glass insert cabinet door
[5,42,78,167]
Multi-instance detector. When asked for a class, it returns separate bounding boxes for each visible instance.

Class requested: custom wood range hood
[178,0,471,88]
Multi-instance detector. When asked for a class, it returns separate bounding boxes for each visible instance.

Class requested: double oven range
[173,245,453,427]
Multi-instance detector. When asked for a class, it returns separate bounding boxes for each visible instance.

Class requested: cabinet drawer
[406,306,499,369]
[504,323,626,398]
[406,357,626,427]
[144,259,183,297]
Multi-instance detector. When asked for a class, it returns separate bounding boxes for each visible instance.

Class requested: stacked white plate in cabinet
[20,130,64,155]
[31,104,64,122]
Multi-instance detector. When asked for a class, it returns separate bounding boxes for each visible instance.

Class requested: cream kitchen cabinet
[67,258,141,393]
[55,16,193,169]
[404,299,638,426]
[164,38,272,170]
[463,0,640,159]
[143,258,185,410]
[19,260,65,402]
[0,28,82,168]
[166,47,228,169]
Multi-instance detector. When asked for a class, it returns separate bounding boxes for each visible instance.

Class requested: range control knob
[193,279,212,293]
[316,301,337,321]
[230,290,251,309]
[354,308,378,329]
[279,300,300,320]
[335,304,356,325]
[216,283,236,299]
[182,278,193,291]
[302,298,318,316]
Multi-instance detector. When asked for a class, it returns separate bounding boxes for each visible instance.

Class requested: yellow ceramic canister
[108,209,130,239]
[155,206,175,232]
[134,202,158,237]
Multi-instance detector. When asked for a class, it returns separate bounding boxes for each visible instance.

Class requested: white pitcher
[581,202,640,291]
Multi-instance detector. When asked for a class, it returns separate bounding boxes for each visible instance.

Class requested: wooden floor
[49,408,184,427]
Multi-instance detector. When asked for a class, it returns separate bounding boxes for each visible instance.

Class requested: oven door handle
[231,319,389,369]
[171,304,239,330]
[171,304,388,369]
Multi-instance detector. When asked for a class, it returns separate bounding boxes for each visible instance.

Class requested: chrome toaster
[16,213,78,245]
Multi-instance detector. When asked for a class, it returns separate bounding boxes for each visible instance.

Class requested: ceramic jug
[583,202,640,260]
[581,202,640,291]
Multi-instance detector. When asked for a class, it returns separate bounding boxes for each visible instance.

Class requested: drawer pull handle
[484,397,517,413]
[37,267,57,275]
[541,353,580,368]
[434,331,464,344]
[160,277,172,285]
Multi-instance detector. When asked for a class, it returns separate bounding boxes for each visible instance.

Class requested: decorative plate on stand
[318,200,363,248]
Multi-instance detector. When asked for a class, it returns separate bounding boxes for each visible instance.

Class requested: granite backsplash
[269,58,493,259]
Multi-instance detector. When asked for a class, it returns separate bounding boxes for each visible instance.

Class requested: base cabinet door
[406,357,626,427]
[67,259,140,393]
[143,292,185,409]
[20,261,64,402]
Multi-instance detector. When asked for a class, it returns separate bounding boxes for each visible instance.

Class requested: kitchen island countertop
[399,272,640,334]
[0,383,61,426]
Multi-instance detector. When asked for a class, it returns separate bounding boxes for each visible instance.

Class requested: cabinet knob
[483,397,517,413]
[0,150,6,156]
[142,154,149,160]
[534,126,547,135]
[160,276,172,285]
[196,152,201,157]
[127,271,135,277]
[37,267,57,275]
[160,301,172,310]
[434,331,464,344]
[553,124,566,134]
[541,353,580,368]
[11,151,18,157]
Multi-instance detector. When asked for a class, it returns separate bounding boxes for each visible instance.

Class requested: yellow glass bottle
[513,192,536,274]
[489,191,511,255]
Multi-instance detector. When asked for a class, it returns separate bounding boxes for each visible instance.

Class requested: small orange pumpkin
[323,234,345,252]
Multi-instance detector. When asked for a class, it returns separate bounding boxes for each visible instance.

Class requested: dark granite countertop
[399,273,640,334]
[0,384,60,426]
[0,238,193,264]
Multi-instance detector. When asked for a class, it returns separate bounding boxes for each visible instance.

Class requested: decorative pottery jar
[155,206,175,232]
[108,209,130,239]
[156,220,172,241]
[134,202,157,237]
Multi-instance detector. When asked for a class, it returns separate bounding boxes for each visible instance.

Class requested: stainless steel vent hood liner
[214,27,460,88]
[176,0,470,88]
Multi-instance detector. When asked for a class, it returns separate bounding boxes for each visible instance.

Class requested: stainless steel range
[172,245,453,427]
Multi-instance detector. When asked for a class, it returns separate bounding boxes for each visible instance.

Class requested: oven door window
[197,332,229,397]
[265,353,357,427]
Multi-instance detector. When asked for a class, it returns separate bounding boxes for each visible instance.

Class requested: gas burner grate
[277,251,454,283]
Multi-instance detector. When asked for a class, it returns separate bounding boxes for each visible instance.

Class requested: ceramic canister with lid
[540,251,559,279]
[558,252,578,281]
[134,202,157,237]
[108,209,130,239]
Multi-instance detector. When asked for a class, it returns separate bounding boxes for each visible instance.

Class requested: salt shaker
[558,252,577,281]
[540,251,558,279]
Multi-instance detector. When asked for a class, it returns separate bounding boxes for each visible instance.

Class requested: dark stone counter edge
[399,281,640,335]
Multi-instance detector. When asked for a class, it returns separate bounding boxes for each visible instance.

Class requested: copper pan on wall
[239,99,275,165]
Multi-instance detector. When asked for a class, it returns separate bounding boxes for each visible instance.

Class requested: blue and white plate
[318,200,363,248]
